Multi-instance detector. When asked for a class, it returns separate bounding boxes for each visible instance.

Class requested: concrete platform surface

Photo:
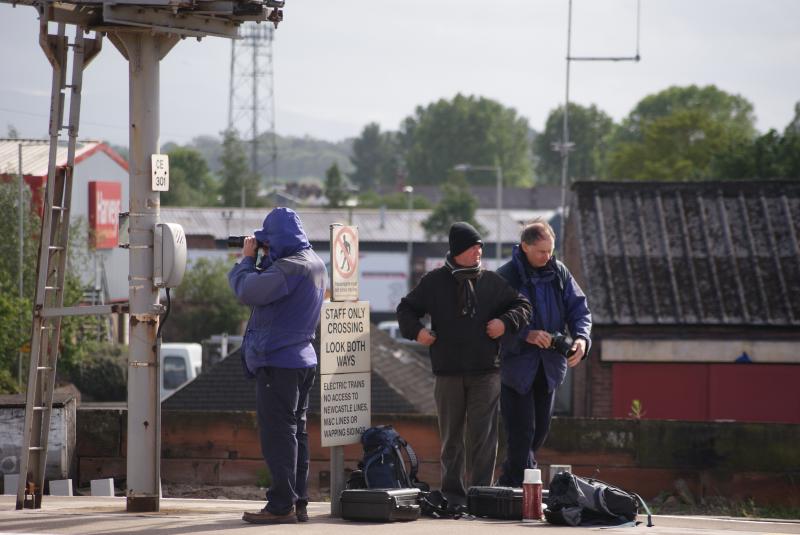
[1,496,799,535]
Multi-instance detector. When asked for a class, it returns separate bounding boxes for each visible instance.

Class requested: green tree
[0,183,41,393]
[776,102,800,178]
[533,103,614,184]
[161,147,218,206]
[349,123,400,193]
[422,173,486,240]
[616,84,756,143]
[0,184,105,393]
[401,94,532,186]
[606,85,758,180]
[218,129,262,207]
[66,341,127,401]
[712,108,800,181]
[324,163,349,208]
[162,257,250,344]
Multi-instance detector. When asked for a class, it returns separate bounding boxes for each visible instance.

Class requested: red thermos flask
[522,468,543,522]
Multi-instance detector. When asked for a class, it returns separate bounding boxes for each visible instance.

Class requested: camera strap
[525,267,568,330]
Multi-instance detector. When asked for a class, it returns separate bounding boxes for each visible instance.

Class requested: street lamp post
[494,166,503,264]
[18,143,25,386]
[403,185,414,290]
[454,164,503,264]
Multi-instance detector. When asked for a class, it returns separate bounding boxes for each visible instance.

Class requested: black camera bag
[544,472,653,527]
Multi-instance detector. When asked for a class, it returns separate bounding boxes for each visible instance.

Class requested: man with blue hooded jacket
[495,219,592,487]
[228,207,327,524]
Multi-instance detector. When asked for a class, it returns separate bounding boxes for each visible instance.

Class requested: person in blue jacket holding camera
[229,207,327,524]
[495,219,592,487]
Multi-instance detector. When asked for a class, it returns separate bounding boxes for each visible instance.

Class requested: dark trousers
[433,371,500,505]
[497,362,556,487]
[255,366,316,515]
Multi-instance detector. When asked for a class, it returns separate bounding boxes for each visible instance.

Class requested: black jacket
[396,266,531,376]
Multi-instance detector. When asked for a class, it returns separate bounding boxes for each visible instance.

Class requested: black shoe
[296,503,309,522]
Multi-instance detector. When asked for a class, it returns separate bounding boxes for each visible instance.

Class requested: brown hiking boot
[296,503,309,522]
[242,507,297,524]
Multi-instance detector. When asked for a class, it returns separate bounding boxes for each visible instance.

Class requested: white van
[160,343,203,400]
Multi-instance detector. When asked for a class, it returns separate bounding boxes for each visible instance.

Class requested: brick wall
[76,409,800,506]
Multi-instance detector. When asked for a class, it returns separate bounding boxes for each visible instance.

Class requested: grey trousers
[433,371,501,505]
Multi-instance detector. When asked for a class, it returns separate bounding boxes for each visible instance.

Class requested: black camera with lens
[549,332,576,358]
[227,236,265,249]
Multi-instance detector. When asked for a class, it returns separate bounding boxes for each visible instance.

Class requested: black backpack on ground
[346,425,429,491]
[345,426,463,519]
[545,472,653,527]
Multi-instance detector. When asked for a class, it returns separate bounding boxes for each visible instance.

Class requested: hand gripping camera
[549,332,577,358]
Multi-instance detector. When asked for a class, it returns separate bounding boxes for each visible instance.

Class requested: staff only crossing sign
[320,300,370,447]
[321,224,370,448]
[330,224,359,301]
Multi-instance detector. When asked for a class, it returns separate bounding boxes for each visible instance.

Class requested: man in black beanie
[396,222,531,508]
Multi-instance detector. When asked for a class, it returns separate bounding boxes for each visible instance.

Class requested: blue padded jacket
[496,245,592,394]
[228,208,327,374]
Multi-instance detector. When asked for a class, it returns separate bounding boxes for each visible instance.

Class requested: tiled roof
[163,326,435,415]
[570,180,800,327]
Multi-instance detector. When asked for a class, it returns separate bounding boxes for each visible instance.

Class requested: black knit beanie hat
[448,222,483,257]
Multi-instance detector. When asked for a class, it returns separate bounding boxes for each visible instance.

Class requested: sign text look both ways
[320,301,370,375]
[330,224,359,302]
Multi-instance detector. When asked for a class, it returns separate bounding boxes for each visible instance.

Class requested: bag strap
[363,450,395,488]
[399,439,419,483]
[362,454,379,488]
[552,259,569,321]
[585,476,654,528]
[632,493,654,527]
[390,439,414,488]
[419,490,461,519]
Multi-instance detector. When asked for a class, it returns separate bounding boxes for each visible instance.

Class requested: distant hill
[165,133,354,185]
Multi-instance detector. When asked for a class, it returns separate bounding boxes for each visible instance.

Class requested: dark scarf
[445,253,482,318]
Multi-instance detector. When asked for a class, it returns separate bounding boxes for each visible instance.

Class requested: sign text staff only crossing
[321,301,370,375]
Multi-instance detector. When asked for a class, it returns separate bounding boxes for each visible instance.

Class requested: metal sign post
[323,224,370,517]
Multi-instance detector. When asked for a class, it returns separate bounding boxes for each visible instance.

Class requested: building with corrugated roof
[565,180,800,423]
[162,206,556,321]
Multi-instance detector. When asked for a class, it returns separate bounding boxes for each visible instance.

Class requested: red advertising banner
[88,181,122,249]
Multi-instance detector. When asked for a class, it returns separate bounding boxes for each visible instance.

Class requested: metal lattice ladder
[16,21,103,510]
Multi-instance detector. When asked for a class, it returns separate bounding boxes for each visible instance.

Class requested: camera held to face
[549,332,576,358]
[228,236,266,249]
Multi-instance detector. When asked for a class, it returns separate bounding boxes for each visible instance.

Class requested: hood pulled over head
[253,207,311,264]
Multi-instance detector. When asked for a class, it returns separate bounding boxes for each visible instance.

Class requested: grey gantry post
[106,31,179,512]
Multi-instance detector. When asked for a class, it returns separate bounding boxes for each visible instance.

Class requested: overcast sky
[1,0,798,147]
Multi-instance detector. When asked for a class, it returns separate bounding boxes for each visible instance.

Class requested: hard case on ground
[340,488,421,522]
[467,486,523,520]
